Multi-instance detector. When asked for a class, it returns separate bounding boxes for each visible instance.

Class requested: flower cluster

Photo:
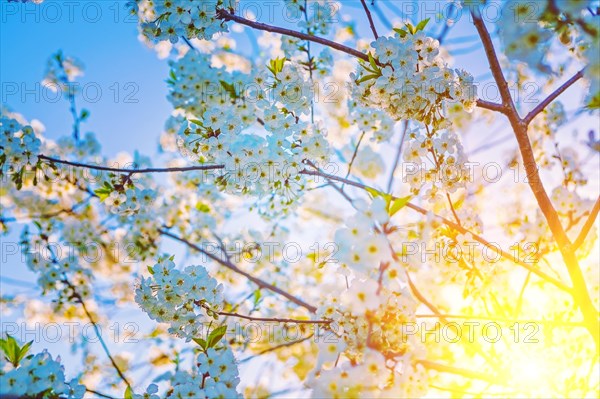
[21,224,93,297]
[169,51,329,212]
[403,127,470,198]
[143,345,240,399]
[334,198,393,278]
[349,104,396,142]
[351,25,477,129]
[135,258,224,340]
[94,156,157,216]
[498,1,554,73]
[133,0,234,44]
[0,117,41,187]
[311,197,427,396]
[0,349,85,398]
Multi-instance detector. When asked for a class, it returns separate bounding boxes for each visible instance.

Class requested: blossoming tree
[1,0,599,398]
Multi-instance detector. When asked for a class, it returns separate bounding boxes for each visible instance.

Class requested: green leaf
[206,325,227,348]
[416,18,430,32]
[0,334,32,367]
[253,289,262,307]
[365,186,381,199]
[94,186,112,201]
[193,337,207,350]
[147,265,155,275]
[406,22,415,34]
[124,386,134,399]
[356,74,380,84]
[388,195,412,217]
[219,80,238,99]
[368,52,378,71]
[80,109,90,120]
[268,57,286,76]
[393,28,407,38]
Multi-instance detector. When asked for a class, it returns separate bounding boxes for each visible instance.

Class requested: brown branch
[240,334,314,363]
[159,228,317,313]
[216,9,369,62]
[38,154,224,174]
[523,69,585,125]
[216,310,330,324]
[360,0,379,39]
[471,10,518,116]
[471,7,599,344]
[65,281,131,389]
[573,196,600,250]
[476,99,506,113]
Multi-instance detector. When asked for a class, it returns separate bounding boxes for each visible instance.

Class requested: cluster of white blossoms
[135,258,224,340]
[349,104,396,142]
[140,346,240,399]
[132,0,235,44]
[313,197,426,397]
[94,156,157,216]
[103,186,156,216]
[0,117,41,177]
[403,126,470,199]
[351,26,477,129]
[497,1,554,73]
[0,349,85,398]
[498,1,599,105]
[334,198,392,278]
[169,51,329,212]
[21,223,93,297]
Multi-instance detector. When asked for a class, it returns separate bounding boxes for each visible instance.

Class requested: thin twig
[159,228,318,313]
[360,0,379,39]
[573,196,600,250]
[216,310,330,324]
[523,69,585,125]
[38,154,224,174]
[66,282,131,389]
[216,9,370,62]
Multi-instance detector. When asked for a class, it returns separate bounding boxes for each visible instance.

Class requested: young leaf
[393,28,407,38]
[124,386,134,399]
[388,195,412,217]
[416,18,430,32]
[193,337,207,350]
[206,325,227,348]
[368,52,378,71]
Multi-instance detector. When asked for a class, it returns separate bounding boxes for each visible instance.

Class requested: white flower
[341,279,382,315]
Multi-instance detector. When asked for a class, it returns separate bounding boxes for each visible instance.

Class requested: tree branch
[158,228,318,313]
[38,154,223,174]
[523,69,585,125]
[216,9,370,62]
[65,281,131,389]
[360,0,379,39]
[416,360,498,384]
[471,7,599,344]
[573,196,600,250]
[476,99,506,113]
[216,310,330,324]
